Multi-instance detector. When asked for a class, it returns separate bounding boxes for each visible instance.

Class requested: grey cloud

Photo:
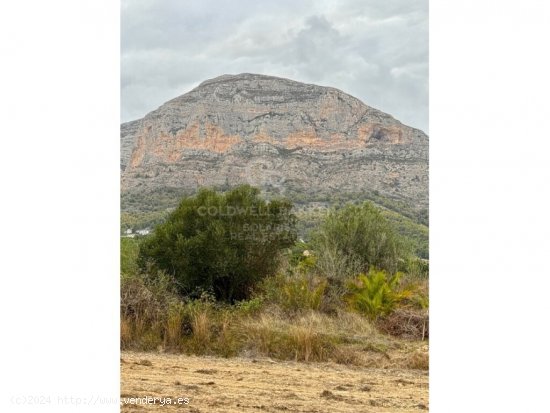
[122,0,428,133]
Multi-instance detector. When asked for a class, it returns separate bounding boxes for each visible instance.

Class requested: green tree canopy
[139,185,296,302]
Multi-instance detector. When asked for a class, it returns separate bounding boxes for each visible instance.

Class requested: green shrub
[346,269,412,320]
[312,202,409,277]
[400,257,429,279]
[234,297,264,316]
[262,273,327,312]
[120,237,140,276]
[411,294,429,310]
[283,275,327,311]
[138,185,297,302]
[381,209,429,259]
[296,254,317,274]
[287,240,313,267]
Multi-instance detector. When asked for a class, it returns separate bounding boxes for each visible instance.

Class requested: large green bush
[312,202,409,277]
[138,185,296,302]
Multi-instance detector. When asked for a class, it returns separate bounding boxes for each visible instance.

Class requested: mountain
[121,73,428,226]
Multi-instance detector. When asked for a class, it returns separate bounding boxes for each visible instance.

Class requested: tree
[312,202,408,278]
[138,185,296,302]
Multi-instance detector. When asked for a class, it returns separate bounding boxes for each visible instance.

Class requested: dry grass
[190,307,212,350]
[121,302,429,369]
[120,316,133,348]
[406,350,429,370]
[289,324,318,361]
[165,301,186,348]
[240,312,336,362]
[121,270,429,370]
[377,308,429,340]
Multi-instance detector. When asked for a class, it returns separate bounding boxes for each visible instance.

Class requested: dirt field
[121,351,428,412]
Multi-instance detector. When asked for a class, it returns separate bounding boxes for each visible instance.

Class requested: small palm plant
[346,269,412,320]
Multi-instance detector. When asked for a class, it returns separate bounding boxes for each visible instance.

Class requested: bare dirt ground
[121,351,428,412]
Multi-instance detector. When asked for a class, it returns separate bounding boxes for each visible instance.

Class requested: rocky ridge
[121,73,428,216]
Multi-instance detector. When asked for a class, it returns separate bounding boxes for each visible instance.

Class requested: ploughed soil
[121,351,428,412]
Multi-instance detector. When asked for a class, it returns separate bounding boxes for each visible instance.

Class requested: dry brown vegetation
[121,287,429,368]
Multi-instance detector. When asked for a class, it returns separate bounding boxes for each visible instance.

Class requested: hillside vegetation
[122,186,428,258]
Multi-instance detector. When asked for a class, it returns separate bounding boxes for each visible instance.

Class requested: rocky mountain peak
[121,74,428,216]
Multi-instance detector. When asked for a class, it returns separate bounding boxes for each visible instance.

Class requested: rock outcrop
[121,73,428,213]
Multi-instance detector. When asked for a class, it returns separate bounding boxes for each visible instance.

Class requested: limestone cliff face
[121,74,428,211]
[121,119,141,170]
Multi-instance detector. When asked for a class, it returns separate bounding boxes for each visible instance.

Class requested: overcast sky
[122,0,428,133]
